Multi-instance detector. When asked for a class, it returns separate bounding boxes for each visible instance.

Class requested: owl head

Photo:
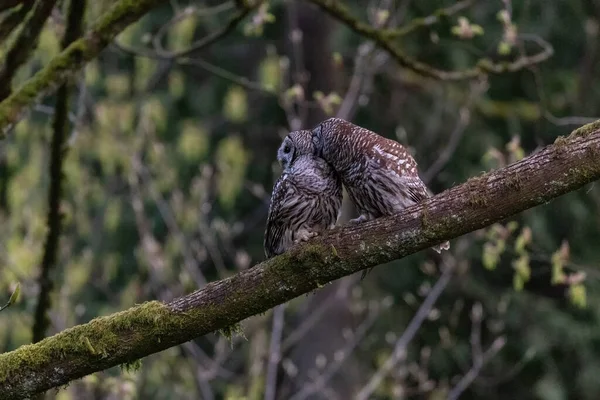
[277,129,315,171]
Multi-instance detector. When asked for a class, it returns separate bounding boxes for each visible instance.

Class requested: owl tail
[432,241,450,253]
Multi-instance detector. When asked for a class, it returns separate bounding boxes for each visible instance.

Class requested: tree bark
[0,121,599,399]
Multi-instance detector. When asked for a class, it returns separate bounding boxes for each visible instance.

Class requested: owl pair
[264,118,450,260]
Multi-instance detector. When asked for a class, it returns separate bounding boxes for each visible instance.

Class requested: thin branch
[264,304,286,400]
[0,283,20,313]
[282,0,309,131]
[388,0,475,38]
[335,0,393,121]
[0,122,599,399]
[152,1,251,58]
[151,2,235,54]
[0,0,34,43]
[289,301,381,400]
[0,0,27,13]
[178,57,273,94]
[355,261,455,400]
[422,78,488,183]
[303,0,553,81]
[281,280,352,352]
[0,0,173,138]
[447,337,507,400]
[32,0,86,344]
[0,0,59,100]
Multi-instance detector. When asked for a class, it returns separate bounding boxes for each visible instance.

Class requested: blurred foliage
[1,0,600,399]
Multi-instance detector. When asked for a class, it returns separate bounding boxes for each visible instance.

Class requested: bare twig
[470,302,484,363]
[355,261,455,400]
[0,0,27,13]
[387,0,475,38]
[289,301,382,400]
[447,337,507,400]
[151,2,235,54]
[179,57,273,94]
[422,78,488,183]
[0,283,20,313]
[134,160,208,287]
[155,1,261,58]
[265,304,287,400]
[281,280,353,352]
[32,0,86,344]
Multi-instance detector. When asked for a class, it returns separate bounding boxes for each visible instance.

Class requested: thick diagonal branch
[0,122,599,399]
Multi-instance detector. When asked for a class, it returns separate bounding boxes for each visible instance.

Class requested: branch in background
[0,0,27,13]
[355,261,455,400]
[155,1,261,58]
[422,78,489,184]
[0,0,59,100]
[0,0,34,43]
[0,121,598,399]
[288,300,382,400]
[387,0,475,38]
[304,0,553,81]
[0,283,20,313]
[447,337,506,400]
[264,303,286,400]
[0,0,173,138]
[31,0,87,344]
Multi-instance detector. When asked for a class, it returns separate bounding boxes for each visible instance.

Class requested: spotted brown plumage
[264,130,343,259]
[311,117,450,254]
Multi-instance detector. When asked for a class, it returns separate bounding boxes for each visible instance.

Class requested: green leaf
[223,86,248,123]
[177,120,209,162]
[215,135,250,209]
[8,283,20,306]
[568,284,587,308]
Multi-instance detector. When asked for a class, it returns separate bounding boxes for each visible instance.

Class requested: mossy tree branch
[0,121,599,399]
[0,0,175,138]
[32,0,87,345]
[303,0,553,80]
[0,0,59,100]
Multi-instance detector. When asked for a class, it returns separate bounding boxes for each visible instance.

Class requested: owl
[264,129,343,259]
[311,117,450,254]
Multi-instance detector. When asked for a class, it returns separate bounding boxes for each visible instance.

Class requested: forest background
[1,0,600,399]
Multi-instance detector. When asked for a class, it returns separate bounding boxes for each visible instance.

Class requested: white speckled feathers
[311,118,449,253]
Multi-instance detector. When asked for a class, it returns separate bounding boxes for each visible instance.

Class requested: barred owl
[264,130,343,259]
[311,117,450,253]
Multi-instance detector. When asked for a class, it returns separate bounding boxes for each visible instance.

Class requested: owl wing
[369,137,431,203]
[264,174,301,259]
[403,175,432,203]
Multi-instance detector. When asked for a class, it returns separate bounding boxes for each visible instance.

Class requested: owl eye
[283,145,291,154]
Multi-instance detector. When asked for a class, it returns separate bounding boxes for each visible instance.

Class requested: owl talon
[294,229,318,244]
[349,215,368,225]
